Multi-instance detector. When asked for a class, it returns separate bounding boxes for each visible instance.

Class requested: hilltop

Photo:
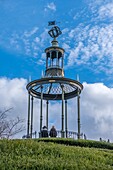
[0,138,113,170]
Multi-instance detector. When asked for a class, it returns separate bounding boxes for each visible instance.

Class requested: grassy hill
[1,138,113,170]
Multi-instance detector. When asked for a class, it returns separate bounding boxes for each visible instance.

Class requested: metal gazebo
[26,24,83,139]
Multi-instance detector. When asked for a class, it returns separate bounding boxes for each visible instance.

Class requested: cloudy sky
[0,0,113,141]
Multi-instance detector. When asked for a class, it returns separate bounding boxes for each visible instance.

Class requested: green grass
[0,138,113,170]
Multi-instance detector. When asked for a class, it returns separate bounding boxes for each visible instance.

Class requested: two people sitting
[41,125,57,138]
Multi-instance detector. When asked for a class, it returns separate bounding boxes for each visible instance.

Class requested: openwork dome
[27,77,83,100]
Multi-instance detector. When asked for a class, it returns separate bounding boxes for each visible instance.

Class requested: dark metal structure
[26,23,83,139]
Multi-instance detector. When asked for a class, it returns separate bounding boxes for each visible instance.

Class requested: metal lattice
[27,77,83,100]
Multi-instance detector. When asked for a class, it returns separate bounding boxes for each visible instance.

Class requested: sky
[0,0,113,141]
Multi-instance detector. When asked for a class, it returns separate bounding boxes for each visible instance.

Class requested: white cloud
[62,28,69,34]
[87,0,113,23]
[0,77,27,109]
[24,27,39,38]
[98,3,113,19]
[1,26,49,60]
[34,37,40,43]
[7,27,49,57]
[81,82,113,140]
[45,2,56,11]
[62,43,70,51]
[67,23,113,74]
[64,1,113,74]
[0,77,28,138]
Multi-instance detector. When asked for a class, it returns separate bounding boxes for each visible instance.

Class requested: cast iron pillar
[40,86,43,137]
[62,54,64,69]
[30,96,34,138]
[61,85,65,138]
[27,92,30,138]
[65,100,68,138]
[77,88,80,139]
[46,100,49,129]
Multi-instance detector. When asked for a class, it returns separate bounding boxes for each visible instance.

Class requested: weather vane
[48,21,62,39]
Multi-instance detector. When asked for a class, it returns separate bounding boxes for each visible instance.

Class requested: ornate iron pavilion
[26,23,83,139]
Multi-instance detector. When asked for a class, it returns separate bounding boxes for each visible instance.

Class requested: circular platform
[26,77,83,100]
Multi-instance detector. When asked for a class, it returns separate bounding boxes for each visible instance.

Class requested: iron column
[40,86,43,137]
[62,54,64,69]
[46,100,49,129]
[56,51,58,67]
[46,55,48,69]
[50,52,52,67]
[65,100,68,138]
[61,85,65,138]
[30,96,34,138]
[27,92,30,138]
[77,88,80,139]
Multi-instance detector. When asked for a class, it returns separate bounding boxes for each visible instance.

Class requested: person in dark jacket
[41,126,48,137]
[49,126,57,137]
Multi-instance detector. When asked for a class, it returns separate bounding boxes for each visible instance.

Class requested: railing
[22,130,83,139]
[22,131,37,139]
[56,130,83,139]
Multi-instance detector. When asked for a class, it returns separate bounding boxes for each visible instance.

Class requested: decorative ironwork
[48,21,56,26]
[45,68,64,77]
[48,26,62,38]
[26,77,83,100]
[23,130,83,139]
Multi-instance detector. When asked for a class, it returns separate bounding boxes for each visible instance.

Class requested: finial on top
[48,21,62,39]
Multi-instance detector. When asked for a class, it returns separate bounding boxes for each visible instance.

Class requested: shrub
[36,138,113,150]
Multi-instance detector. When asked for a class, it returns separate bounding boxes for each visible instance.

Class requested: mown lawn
[0,139,113,170]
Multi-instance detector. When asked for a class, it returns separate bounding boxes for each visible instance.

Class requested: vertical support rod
[50,52,52,67]
[65,100,68,138]
[61,85,65,138]
[58,58,60,67]
[56,51,59,67]
[46,55,48,69]
[40,86,43,135]
[77,88,80,139]
[62,54,64,69]
[30,96,34,138]
[27,92,30,138]
[46,100,49,129]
